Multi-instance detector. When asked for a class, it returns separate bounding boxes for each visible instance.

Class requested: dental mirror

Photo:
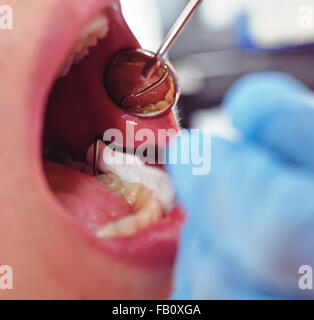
[104,0,203,118]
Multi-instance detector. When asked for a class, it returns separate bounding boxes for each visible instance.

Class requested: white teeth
[45,140,174,238]
[80,15,109,40]
[86,140,176,213]
[60,14,109,77]
[96,183,163,238]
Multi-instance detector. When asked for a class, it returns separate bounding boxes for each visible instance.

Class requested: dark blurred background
[122,0,314,129]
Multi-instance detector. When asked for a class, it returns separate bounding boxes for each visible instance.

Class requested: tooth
[96,183,163,238]
[60,14,109,77]
[80,16,109,39]
[73,48,89,65]
[96,171,124,192]
[60,56,74,77]
[86,140,176,213]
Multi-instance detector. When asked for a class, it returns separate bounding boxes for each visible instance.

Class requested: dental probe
[142,0,204,78]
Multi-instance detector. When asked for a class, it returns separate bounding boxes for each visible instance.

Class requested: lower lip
[89,206,185,270]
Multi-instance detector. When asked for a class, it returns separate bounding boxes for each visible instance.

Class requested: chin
[0,0,184,299]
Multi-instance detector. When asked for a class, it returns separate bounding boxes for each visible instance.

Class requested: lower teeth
[96,183,163,238]
[44,148,165,238]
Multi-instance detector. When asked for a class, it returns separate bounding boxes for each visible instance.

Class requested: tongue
[44,161,131,231]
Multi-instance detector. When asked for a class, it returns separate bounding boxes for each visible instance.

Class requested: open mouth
[39,1,184,270]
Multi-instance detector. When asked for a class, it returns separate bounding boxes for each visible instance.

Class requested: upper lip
[34,0,184,269]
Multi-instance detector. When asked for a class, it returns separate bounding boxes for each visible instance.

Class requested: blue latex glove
[167,72,314,299]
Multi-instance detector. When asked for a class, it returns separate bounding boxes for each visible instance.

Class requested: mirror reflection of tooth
[103,49,179,118]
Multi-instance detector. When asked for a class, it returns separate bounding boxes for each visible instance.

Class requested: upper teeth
[60,14,109,77]
[86,140,176,213]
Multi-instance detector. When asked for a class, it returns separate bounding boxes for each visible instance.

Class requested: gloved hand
[167,72,314,299]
